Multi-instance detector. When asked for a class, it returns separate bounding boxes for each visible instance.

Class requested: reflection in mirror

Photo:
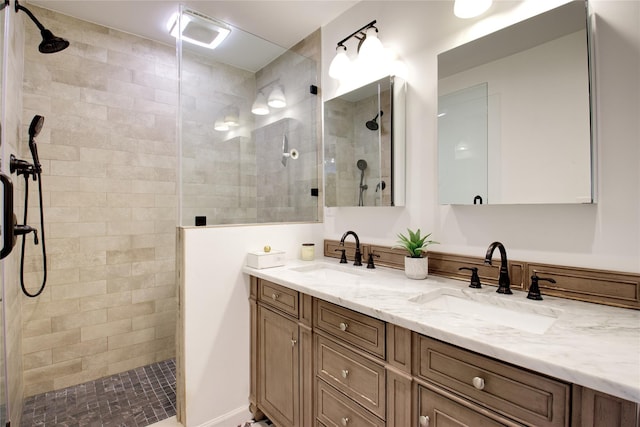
[438,1,594,205]
[324,75,406,207]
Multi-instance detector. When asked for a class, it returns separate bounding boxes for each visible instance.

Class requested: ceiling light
[167,8,231,49]
[267,86,287,109]
[454,0,492,19]
[251,92,269,115]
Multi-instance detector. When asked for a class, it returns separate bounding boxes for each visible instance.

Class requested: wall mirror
[438,1,594,205]
[324,75,406,207]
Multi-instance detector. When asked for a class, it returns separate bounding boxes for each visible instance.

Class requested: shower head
[15,0,70,54]
[357,159,368,171]
[366,111,383,131]
[29,115,45,140]
[39,29,70,54]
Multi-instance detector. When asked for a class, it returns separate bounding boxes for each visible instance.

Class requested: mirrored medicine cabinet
[324,75,406,207]
[438,1,595,205]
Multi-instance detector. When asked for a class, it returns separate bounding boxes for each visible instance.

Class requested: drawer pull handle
[339,322,348,331]
[291,339,297,347]
[272,293,279,301]
[473,376,485,390]
[341,417,349,426]
[341,369,349,379]
[419,415,430,426]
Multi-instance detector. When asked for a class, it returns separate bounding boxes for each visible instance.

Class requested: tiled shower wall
[20,6,177,397]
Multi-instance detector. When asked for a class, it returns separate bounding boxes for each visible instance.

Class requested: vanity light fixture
[454,0,492,19]
[214,119,229,132]
[167,8,231,49]
[251,92,270,115]
[267,86,287,109]
[223,108,240,127]
[328,20,384,80]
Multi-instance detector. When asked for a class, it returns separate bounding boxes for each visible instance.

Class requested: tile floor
[21,359,176,427]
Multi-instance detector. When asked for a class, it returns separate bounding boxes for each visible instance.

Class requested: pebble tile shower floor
[21,359,176,427]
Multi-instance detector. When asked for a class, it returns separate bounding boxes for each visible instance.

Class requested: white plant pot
[404,256,428,280]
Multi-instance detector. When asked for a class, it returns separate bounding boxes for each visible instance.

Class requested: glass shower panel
[178,9,318,226]
[0,1,7,424]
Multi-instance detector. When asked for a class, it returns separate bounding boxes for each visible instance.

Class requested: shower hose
[19,170,47,297]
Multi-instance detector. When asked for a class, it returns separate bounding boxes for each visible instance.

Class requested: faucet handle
[334,248,347,264]
[459,267,482,288]
[366,252,380,269]
[527,271,556,300]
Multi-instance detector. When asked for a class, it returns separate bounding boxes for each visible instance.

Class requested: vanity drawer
[314,299,385,359]
[315,335,386,419]
[413,335,570,427]
[258,280,299,318]
[316,379,385,427]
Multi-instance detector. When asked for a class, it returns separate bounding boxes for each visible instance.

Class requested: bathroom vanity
[244,260,639,427]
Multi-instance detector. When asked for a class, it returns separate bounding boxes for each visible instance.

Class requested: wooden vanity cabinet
[250,276,638,427]
[250,278,313,427]
[572,386,640,427]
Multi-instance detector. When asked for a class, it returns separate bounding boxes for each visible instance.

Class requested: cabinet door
[416,384,520,427]
[574,386,639,427]
[258,306,299,427]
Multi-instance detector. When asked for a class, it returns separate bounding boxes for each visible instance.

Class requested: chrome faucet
[339,230,362,266]
[484,241,512,294]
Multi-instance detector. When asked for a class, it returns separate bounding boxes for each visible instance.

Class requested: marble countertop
[243,258,640,403]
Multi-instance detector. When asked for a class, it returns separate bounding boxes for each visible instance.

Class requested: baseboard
[194,406,252,427]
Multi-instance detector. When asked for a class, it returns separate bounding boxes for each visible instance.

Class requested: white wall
[180,223,323,426]
[322,0,640,273]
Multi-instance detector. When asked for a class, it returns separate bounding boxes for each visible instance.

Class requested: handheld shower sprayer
[29,115,44,174]
[4,114,49,297]
[357,159,368,206]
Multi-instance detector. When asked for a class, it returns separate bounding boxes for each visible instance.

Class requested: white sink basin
[408,289,560,334]
[289,263,364,282]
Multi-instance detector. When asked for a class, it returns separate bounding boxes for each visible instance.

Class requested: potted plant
[395,228,438,279]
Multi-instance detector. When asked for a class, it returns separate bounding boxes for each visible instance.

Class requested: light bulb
[251,92,269,115]
[358,27,384,64]
[214,119,229,131]
[329,45,350,79]
[268,86,286,109]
